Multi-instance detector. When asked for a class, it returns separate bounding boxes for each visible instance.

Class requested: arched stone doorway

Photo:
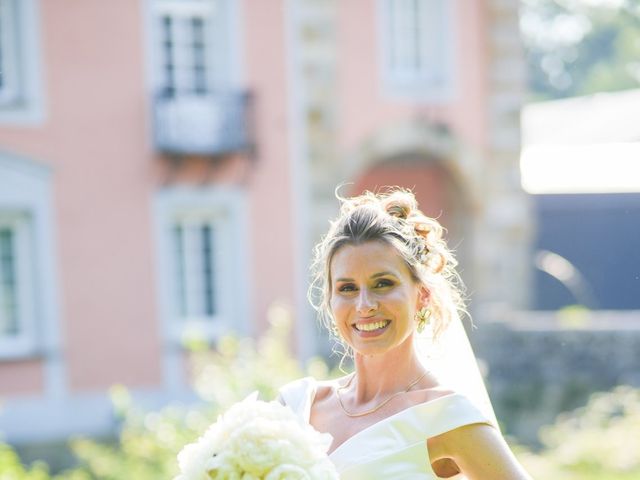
[348,153,473,288]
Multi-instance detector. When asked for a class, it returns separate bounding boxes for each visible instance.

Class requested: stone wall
[291,0,341,236]
[479,0,533,310]
[472,309,640,446]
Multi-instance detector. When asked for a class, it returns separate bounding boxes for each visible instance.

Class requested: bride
[279,189,532,479]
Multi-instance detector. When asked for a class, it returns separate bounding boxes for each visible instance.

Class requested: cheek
[329,296,347,316]
[328,293,339,314]
[388,294,414,320]
[385,290,410,308]
[330,298,355,328]
[328,294,337,312]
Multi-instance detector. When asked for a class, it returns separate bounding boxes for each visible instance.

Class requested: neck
[349,336,427,403]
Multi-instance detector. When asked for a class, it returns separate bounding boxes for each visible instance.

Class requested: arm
[438,423,532,480]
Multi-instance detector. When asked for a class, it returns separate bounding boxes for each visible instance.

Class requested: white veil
[414,312,499,429]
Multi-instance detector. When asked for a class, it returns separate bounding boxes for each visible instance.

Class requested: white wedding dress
[279,377,495,479]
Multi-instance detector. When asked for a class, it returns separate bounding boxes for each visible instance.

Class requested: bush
[518,386,640,480]
[0,443,52,480]
[1,304,333,479]
[65,304,330,479]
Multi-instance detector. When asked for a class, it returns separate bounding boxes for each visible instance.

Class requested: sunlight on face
[329,241,428,357]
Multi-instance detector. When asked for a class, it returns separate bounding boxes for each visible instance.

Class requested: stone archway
[342,120,483,211]
[349,155,464,239]
[347,151,474,289]
[339,120,480,278]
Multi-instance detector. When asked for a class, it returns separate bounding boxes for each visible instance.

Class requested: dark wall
[474,321,640,446]
[534,193,640,310]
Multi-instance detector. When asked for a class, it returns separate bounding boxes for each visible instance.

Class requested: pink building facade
[0,0,529,443]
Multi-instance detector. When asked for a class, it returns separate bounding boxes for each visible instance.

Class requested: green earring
[416,307,431,333]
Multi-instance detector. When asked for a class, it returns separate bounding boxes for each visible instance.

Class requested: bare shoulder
[418,385,456,402]
[435,421,501,452]
[313,376,347,403]
[404,375,457,407]
[308,377,348,429]
[433,423,532,479]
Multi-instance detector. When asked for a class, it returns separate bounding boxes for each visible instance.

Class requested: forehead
[330,241,411,279]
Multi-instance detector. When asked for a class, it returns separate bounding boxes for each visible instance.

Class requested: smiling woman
[329,241,428,357]
[278,188,532,479]
[310,188,464,349]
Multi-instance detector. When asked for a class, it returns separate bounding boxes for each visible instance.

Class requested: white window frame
[0,0,20,104]
[0,0,45,125]
[154,187,249,346]
[0,153,58,361]
[0,212,37,356]
[149,0,241,96]
[377,0,456,102]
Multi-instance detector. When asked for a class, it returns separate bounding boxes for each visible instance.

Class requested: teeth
[355,321,389,332]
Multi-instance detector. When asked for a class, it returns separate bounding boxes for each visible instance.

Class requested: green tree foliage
[0,444,53,480]
[518,386,640,479]
[521,0,640,100]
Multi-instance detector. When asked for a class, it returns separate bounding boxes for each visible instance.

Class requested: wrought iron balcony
[153,91,252,156]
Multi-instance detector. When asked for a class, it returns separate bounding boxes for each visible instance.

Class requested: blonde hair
[308,188,467,354]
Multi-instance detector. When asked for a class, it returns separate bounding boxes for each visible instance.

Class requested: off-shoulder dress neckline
[305,377,462,457]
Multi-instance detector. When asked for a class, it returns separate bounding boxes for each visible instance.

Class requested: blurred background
[0,0,638,478]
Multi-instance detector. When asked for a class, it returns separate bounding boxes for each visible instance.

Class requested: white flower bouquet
[175,393,339,480]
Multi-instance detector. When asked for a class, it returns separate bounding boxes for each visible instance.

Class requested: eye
[337,283,357,293]
[374,278,394,288]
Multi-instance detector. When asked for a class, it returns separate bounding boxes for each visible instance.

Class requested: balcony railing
[153,91,252,156]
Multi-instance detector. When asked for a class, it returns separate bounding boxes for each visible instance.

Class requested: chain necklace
[335,370,430,418]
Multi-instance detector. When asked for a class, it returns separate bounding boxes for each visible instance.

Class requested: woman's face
[329,241,428,356]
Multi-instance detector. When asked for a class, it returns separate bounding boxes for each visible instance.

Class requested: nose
[356,288,377,315]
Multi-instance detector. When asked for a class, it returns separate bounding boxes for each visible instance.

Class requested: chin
[350,341,397,357]
[350,334,413,358]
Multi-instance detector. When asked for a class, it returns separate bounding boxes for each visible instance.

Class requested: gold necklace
[335,370,430,418]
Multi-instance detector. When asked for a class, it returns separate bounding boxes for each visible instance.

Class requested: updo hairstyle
[308,188,466,349]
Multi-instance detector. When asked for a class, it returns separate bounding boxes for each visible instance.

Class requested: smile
[353,320,391,332]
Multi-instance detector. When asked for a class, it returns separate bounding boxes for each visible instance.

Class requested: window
[150,0,247,154]
[0,153,57,360]
[159,13,208,96]
[0,213,35,351]
[152,0,237,97]
[0,0,20,105]
[379,0,454,100]
[0,0,44,124]
[172,215,219,322]
[154,188,249,344]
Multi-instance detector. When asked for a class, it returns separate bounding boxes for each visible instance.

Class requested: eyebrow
[334,271,396,282]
